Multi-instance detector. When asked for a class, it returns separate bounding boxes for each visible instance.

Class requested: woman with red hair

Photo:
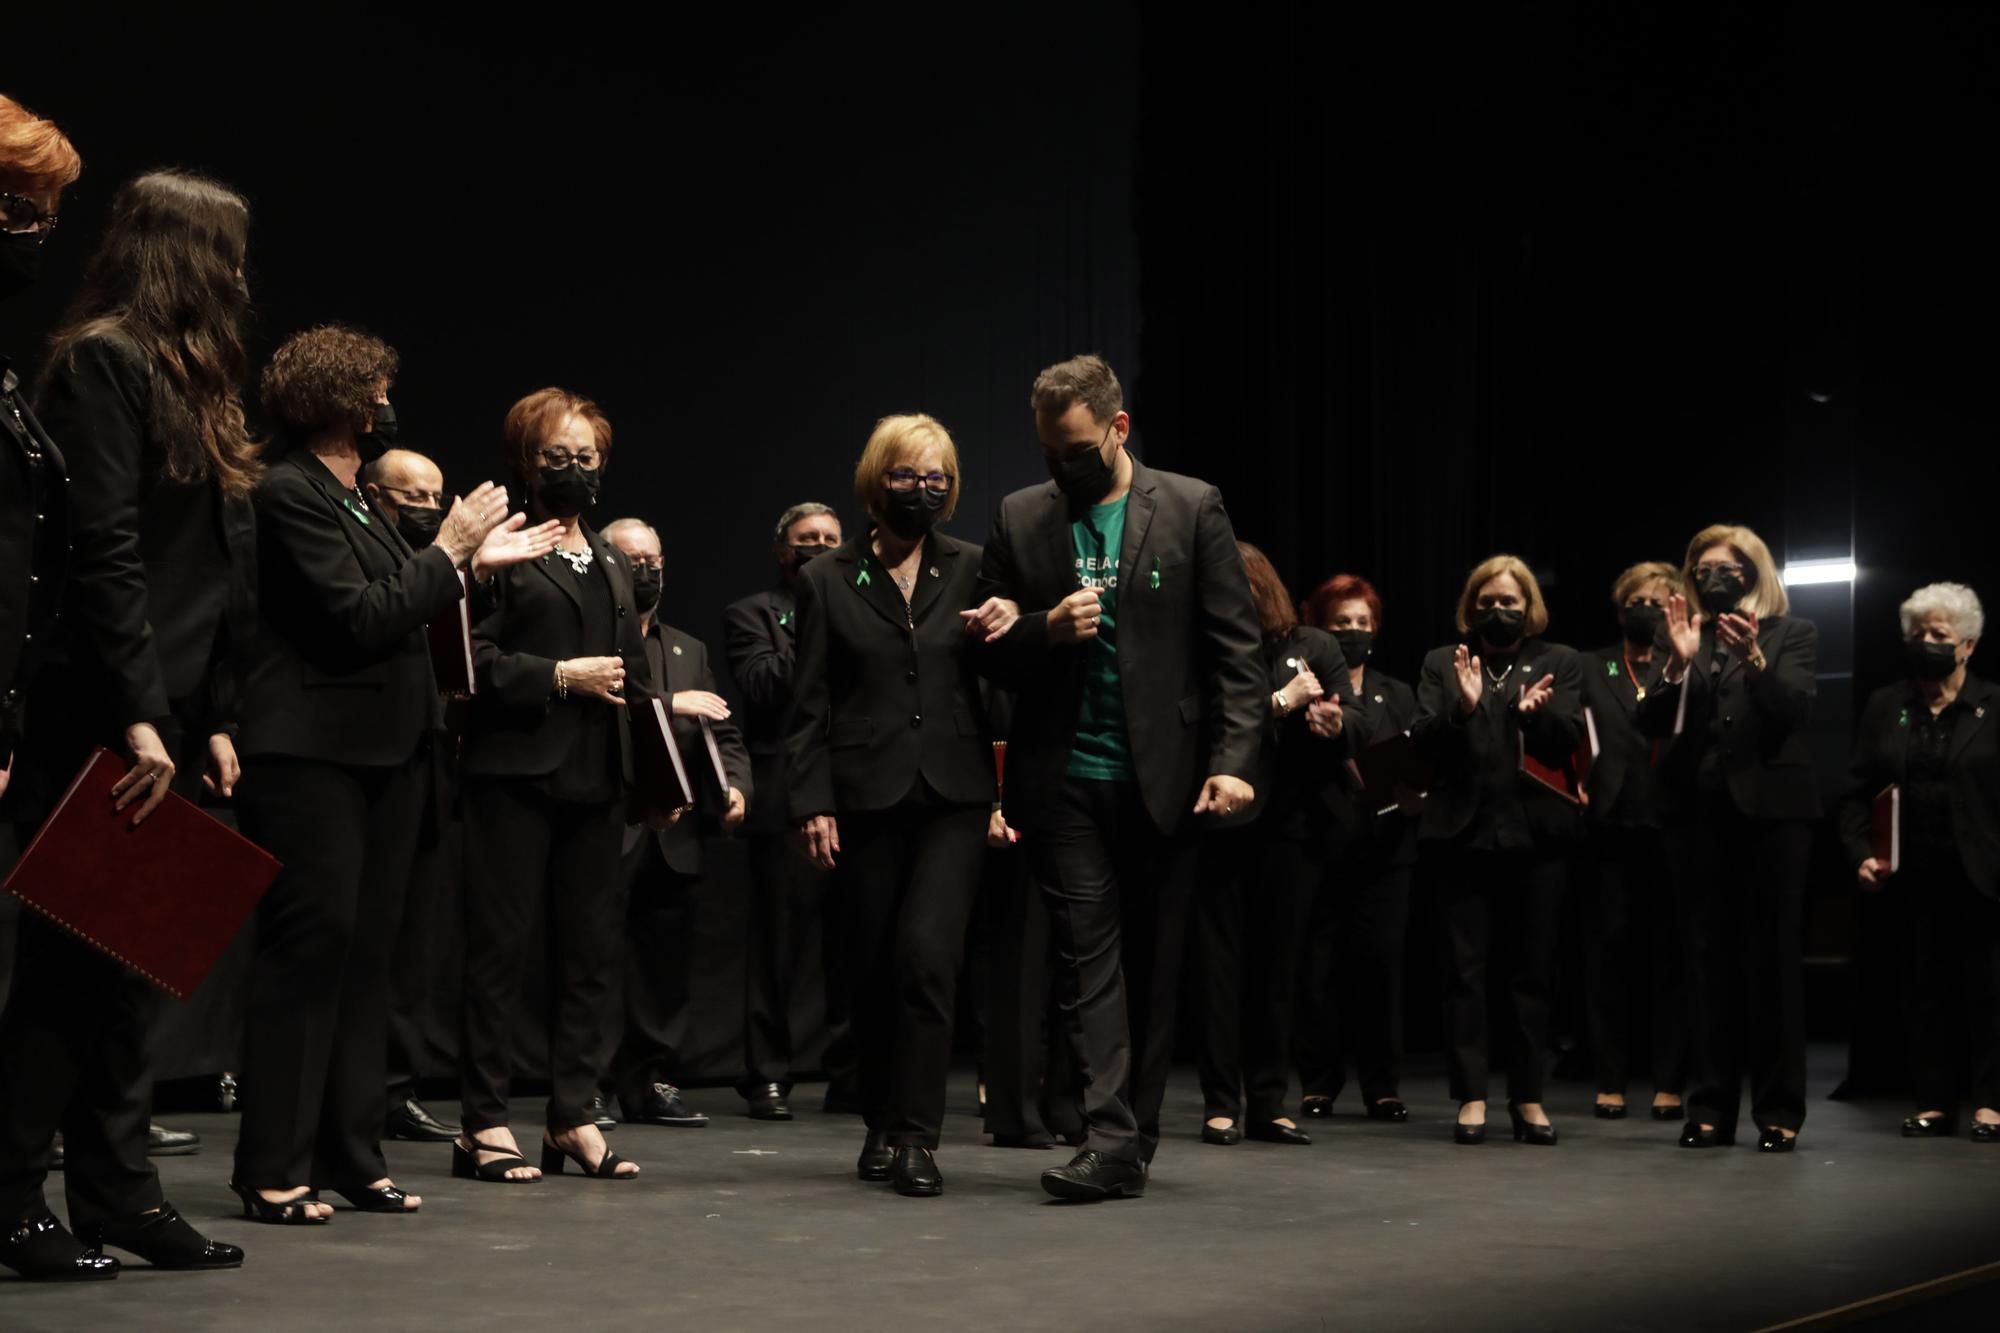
[1293,574,1421,1125]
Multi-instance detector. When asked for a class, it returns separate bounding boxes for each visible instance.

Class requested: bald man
[363,448,447,550]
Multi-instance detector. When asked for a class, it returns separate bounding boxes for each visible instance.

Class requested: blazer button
[906,670,917,684]
[1722,714,1734,727]
[616,605,627,617]
[910,715,922,729]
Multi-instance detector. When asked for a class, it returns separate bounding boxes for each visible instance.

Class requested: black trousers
[740,833,851,1098]
[385,787,454,1103]
[1430,843,1566,1105]
[459,780,624,1134]
[1296,847,1413,1106]
[977,842,1075,1141]
[833,798,986,1148]
[1671,796,1811,1136]
[1895,863,2000,1114]
[233,752,423,1188]
[1028,777,1196,1164]
[1582,824,1688,1097]
[1192,826,1316,1123]
[608,836,697,1101]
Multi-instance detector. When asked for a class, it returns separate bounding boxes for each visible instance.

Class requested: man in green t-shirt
[968,354,1266,1202]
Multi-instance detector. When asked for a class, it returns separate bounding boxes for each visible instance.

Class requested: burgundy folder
[629,698,695,825]
[427,571,475,697]
[2,748,281,999]
[1518,717,1600,807]
[1346,732,1431,816]
[1872,784,1901,873]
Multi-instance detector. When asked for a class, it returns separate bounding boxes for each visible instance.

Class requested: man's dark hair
[1031,353,1122,425]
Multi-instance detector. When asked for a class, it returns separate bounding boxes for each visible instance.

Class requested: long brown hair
[42,170,261,498]
[1238,541,1298,648]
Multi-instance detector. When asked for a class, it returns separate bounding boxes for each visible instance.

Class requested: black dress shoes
[1301,1096,1334,1120]
[1971,1122,2000,1143]
[79,1204,243,1270]
[385,1094,460,1143]
[1246,1121,1312,1146]
[1593,1102,1629,1121]
[623,1083,709,1128]
[1902,1114,1955,1138]
[1201,1122,1241,1146]
[1757,1127,1797,1153]
[891,1146,943,1197]
[1679,1123,1733,1149]
[1040,1149,1146,1201]
[1507,1104,1557,1146]
[1366,1099,1410,1123]
[747,1084,793,1122]
[1,1212,120,1281]
[147,1122,201,1156]
[585,1093,619,1132]
[1651,1103,1686,1121]
[989,1131,1055,1149]
[856,1130,895,1181]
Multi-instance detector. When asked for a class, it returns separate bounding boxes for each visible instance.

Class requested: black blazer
[1412,637,1586,846]
[1251,625,1349,832]
[1636,614,1821,822]
[1321,664,1420,863]
[1840,674,2000,898]
[1,356,67,768]
[461,522,651,782]
[34,331,254,736]
[624,619,754,874]
[722,582,798,837]
[972,458,1265,837]
[787,531,995,819]
[236,451,462,767]
[1580,643,1667,830]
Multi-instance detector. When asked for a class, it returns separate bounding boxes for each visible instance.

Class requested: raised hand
[671,690,731,721]
[1716,610,1761,660]
[960,597,1022,643]
[1516,673,1556,715]
[435,481,512,567]
[1453,643,1484,714]
[1664,593,1702,668]
[1047,588,1105,646]
[472,514,563,580]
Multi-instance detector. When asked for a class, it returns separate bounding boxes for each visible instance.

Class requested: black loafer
[1201,1123,1241,1146]
[747,1084,794,1122]
[1593,1102,1629,1121]
[1757,1127,1797,1153]
[585,1094,618,1132]
[1301,1097,1334,1120]
[1246,1121,1312,1146]
[79,1204,242,1270]
[1679,1123,1732,1148]
[1040,1149,1145,1201]
[1971,1122,2000,1143]
[1366,1099,1410,1123]
[385,1094,460,1143]
[622,1083,709,1128]
[856,1130,894,1181]
[891,1146,943,1197]
[1902,1115,1955,1138]
[1,1211,120,1281]
[1651,1103,1686,1121]
[146,1123,201,1156]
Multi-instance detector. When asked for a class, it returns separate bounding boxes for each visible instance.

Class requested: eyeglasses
[0,192,59,241]
[536,447,600,469]
[884,467,952,494]
[1695,561,1745,579]
[380,485,444,508]
[627,554,664,570]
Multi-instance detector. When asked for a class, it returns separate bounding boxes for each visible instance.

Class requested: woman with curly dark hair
[230,325,556,1223]
[0,167,257,1278]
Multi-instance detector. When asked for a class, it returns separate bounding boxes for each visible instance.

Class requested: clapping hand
[1664,593,1702,669]
[1453,643,1484,714]
[472,513,563,580]
[435,481,512,568]
[1516,674,1557,715]
[1715,609,1761,660]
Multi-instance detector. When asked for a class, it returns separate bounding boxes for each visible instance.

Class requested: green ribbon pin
[1607,662,1620,678]
[341,495,373,526]
[1898,708,1910,728]
[1149,556,1161,591]
[856,562,872,589]
[779,610,793,627]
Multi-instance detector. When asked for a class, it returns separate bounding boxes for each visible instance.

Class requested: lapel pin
[929,566,939,578]
[856,566,872,588]
[672,644,684,656]
[1149,556,1162,591]
[1374,694,1384,704]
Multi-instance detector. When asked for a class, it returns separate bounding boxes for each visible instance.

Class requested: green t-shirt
[1066,494,1134,781]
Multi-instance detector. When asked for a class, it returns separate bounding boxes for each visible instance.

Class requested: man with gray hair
[722,502,855,1119]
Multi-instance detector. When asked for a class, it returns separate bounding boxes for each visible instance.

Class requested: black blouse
[540,553,620,804]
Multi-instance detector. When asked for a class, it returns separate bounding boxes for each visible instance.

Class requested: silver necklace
[1484,658,1516,688]
[556,544,593,575]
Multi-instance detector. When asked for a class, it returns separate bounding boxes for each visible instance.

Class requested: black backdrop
[7,5,1997,1088]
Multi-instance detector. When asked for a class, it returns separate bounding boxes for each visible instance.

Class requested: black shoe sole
[144,1144,202,1157]
[2,1265,120,1282]
[1039,1174,1143,1201]
[748,1111,794,1122]
[892,1181,942,1197]
[384,1126,460,1143]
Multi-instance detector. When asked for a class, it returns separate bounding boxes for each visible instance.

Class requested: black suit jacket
[1840,674,2000,898]
[1580,643,1667,829]
[971,459,1265,837]
[1321,664,1420,862]
[722,582,798,837]
[1,357,68,768]
[624,619,754,873]
[787,531,995,819]
[1412,637,1586,846]
[1252,625,1349,832]
[236,451,461,767]
[461,523,651,781]
[1636,614,1821,822]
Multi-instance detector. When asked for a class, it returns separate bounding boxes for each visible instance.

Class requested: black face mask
[370,402,399,446]
[394,503,443,548]
[881,486,946,540]
[630,564,663,614]
[1696,568,1748,617]
[1472,606,1526,648]
[537,464,600,518]
[1907,639,1960,681]
[789,542,833,569]
[1046,436,1117,507]
[0,231,42,303]
[1622,603,1665,646]
[1334,629,1375,666]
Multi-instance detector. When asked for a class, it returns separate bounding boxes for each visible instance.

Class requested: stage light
[1782,557,1857,587]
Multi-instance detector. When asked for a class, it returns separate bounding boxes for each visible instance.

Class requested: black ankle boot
[1,1212,121,1281]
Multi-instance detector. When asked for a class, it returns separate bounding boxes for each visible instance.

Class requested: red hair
[0,94,82,192]
[1301,572,1383,633]
[501,387,613,486]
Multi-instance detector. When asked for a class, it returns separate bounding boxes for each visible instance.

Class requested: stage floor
[6,1048,1999,1331]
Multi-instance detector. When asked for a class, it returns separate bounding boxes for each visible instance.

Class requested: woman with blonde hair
[788,412,1000,1196]
[1412,555,1584,1146]
[1642,523,1819,1152]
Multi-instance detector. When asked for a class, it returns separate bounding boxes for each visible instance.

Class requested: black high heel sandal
[326,1183,420,1213]
[541,1131,638,1179]
[1508,1103,1558,1146]
[229,1183,329,1225]
[452,1137,539,1184]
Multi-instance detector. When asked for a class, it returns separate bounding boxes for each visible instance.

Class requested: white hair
[602,516,659,544]
[1899,582,1984,641]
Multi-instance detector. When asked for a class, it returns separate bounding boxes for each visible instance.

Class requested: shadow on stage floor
[5,1046,1999,1332]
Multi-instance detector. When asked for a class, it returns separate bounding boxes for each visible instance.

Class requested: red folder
[993,741,1007,796]
[2,748,281,999]
[630,697,695,825]
[1518,712,1600,807]
[1346,732,1430,816]
[1872,784,1901,874]
[427,571,475,697]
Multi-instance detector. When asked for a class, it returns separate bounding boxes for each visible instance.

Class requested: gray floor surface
[5,1048,1999,1332]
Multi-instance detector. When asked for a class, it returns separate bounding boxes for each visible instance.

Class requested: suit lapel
[583,521,628,621]
[907,536,959,626]
[294,453,404,570]
[1115,463,1159,601]
[833,539,911,632]
[1949,677,1994,764]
